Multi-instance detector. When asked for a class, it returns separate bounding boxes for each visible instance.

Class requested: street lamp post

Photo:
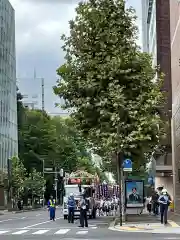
[59,169,64,205]
[42,159,45,208]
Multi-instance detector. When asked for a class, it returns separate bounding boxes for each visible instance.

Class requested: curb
[109,218,116,229]
[108,218,180,233]
[168,220,180,228]
[10,208,45,214]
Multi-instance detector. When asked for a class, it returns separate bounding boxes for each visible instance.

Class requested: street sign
[123,159,132,172]
[148,176,154,185]
[44,168,53,171]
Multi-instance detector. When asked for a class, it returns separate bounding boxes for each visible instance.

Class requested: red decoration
[69,178,81,184]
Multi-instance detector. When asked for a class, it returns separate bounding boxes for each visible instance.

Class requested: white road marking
[22,217,61,229]
[164,238,179,240]
[76,230,88,235]
[0,230,9,234]
[21,217,26,219]
[36,214,41,217]
[12,230,29,235]
[55,229,70,234]
[32,230,49,234]
[91,227,97,229]
[0,219,13,223]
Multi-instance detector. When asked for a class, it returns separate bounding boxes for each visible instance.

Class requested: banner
[125,180,144,208]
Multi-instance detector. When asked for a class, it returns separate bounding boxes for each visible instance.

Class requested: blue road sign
[123,159,132,172]
[148,176,154,185]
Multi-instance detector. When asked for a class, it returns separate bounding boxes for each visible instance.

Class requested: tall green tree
[54,0,166,169]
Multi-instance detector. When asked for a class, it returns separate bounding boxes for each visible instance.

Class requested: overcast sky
[9,0,142,114]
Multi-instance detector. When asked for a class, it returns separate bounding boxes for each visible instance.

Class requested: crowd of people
[46,186,172,226]
[97,196,119,216]
[66,193,119,227]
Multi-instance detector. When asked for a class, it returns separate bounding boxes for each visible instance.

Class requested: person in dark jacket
[151,190,159,215]
[67,193,75,223]
[158,189,171,225]
[128,188,141,202]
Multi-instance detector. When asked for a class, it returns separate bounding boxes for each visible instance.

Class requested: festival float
[63,170,97,220]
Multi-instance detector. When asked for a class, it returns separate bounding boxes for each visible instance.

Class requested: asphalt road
[0,209,179,240]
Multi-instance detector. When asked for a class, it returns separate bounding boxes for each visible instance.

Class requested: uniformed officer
[47,195,56,221]
[79,193,88,228]
[67,193,75,223]
[158,189,171,224]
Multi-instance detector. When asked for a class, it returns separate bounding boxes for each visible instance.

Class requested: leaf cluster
[54,0,167,171]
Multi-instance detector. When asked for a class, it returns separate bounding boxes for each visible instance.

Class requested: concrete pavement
[109,213,180,234]
[0,209,179,239]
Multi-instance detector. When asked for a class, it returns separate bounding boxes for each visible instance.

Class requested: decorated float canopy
[68,170,97,185]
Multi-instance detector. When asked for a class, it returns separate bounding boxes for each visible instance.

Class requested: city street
[0,209,179,240]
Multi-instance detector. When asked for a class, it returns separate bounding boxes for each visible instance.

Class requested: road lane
[0,211,180,240]
[0,208,62,229]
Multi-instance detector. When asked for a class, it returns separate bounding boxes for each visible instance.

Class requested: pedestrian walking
[79,193,88,228]
[146,196,152,214]
[158,189,171,225]
[47,195,56,221]
[17,199,22,211]
[67,193,75,223]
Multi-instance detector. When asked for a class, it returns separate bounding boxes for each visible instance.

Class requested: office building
[0,0,18,167]
[17,77,43,110]
[0,0,17,206]
[170,0,180,213]
[141,0,172,195]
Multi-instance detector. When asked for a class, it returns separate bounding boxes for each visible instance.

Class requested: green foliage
[54,0,166,172]
[24,169,45,197]
[11,156,26,198]
[19,109,56,172]
[18,104,105,185]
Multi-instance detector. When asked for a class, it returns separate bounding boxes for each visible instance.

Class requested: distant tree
[11,156,26,199]
[24,168,45,202]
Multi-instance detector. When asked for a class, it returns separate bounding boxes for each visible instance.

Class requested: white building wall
[155,177,173,198]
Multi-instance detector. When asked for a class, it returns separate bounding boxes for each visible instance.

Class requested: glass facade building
[0,0,18,172]
[141,0,157,67]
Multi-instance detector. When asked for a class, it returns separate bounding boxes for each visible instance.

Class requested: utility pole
[117,152,123,226]
[117,122,123,226]
[41,78,45,111]
[42,159,45,208]
[55,167,58,204]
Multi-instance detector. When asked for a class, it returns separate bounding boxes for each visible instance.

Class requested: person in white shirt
[99,198,104,216]
[146,196,152,214]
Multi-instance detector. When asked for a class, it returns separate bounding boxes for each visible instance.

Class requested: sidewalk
[0,205,63,215]
[109,213,180,234]
[0,207,45,215]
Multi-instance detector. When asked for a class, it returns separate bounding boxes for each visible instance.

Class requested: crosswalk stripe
[76,230,88,235]
[0,231,9,234]
[32,230,49,235]
[12,230,29,235]
[54,229,70,234]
